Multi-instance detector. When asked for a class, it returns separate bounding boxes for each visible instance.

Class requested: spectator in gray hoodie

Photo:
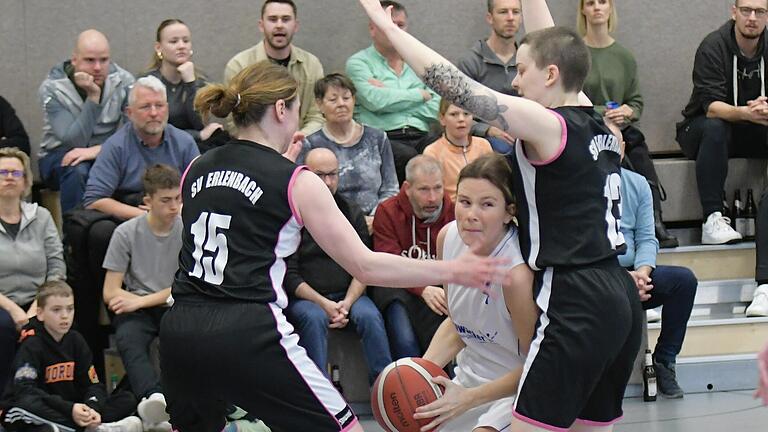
[0,147,66,392]
[37,29,135,213]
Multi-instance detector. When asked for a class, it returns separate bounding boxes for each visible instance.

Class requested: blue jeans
[39,146,93,213]
[642,265,698,365]
[285,293,392,383]
[383,300,421,359]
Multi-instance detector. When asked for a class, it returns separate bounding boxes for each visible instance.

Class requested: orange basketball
[370,357,448,432]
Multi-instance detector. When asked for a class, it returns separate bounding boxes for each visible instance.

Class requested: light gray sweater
[0,202,66,306]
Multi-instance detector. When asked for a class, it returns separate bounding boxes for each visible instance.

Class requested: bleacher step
[649,314,768,357]
[656,242,756,281]
[624,354,758,398]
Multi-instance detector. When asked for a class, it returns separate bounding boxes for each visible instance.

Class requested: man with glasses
[283,148,392,384]
[38,29,135,213]
[676,0,768,245]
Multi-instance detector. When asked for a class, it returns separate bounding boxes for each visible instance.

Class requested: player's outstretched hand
[413,376,474,431]
[449,249,509,297]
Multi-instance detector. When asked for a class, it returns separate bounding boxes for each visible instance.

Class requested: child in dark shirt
[1,281,140,432]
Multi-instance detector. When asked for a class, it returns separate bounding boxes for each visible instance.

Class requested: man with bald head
[283,148,392,384]
[38,29,135,213]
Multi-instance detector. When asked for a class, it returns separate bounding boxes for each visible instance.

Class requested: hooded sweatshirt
[0,202,66,306]
[38,60,134,158]
[372,188,455,296]
[680,20,767,122]
[2,318,106,417]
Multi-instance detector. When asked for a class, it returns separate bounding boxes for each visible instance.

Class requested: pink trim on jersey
[512,410,569,432]
[574,415,624,426]
[179,155,201,200]
[340,418,361,432]
[528,110,567,166]
[288,165,308,226]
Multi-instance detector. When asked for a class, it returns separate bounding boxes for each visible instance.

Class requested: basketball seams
[376,361,401,432]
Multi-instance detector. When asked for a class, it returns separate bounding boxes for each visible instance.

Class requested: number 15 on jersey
[189,212,232,285]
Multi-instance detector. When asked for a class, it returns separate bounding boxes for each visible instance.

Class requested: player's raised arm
[521,0,555,32]
[357,0,562,160]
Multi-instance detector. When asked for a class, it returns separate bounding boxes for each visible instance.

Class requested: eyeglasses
[737,6,768,18]
[0,169,24,178]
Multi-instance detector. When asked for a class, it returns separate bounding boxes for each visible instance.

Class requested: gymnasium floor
[359,391,768,431]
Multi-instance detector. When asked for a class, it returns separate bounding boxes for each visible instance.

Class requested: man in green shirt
[224,0,325,135]
[346,0,440,183]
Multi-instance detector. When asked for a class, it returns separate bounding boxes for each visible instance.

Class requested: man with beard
[346,1,441,184]
[76,76,198,373]
[457,0,522,154]
[224,0,325,134]
[676,0,768,245]
[370,155,454,359]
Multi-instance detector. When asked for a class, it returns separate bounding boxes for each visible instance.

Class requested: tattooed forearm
[422,63,510,132]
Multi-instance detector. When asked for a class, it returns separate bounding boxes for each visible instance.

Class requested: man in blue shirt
[75,75,198,374]
[619,166,697,399]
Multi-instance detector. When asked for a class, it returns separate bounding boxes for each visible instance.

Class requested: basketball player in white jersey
[414,154,537,432]
[358,0,644,430]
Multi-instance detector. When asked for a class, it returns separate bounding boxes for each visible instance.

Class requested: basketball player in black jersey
[359,0,643,431]
[158,61,510,432]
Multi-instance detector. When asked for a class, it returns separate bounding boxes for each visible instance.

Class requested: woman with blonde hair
[159,61,507,432]
[578,0,677,248]
[0,147,65,391]
[145,19,223,147]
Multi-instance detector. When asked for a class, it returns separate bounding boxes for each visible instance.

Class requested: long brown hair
[194,61,298,128]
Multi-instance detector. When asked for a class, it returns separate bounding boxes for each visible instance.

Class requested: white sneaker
[89,416,143,432]
[137,392,170,426]
[701,212,742,245]
[746,284,768,317]
[145,421,173,432]
[646,308,662,322]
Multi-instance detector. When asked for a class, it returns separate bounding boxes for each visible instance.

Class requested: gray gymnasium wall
[0,0,739,161]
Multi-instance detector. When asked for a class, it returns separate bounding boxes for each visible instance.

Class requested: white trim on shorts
[268,302,359,431]
[514,267,553,413]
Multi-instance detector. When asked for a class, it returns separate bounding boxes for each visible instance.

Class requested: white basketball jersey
[443,221,527,383]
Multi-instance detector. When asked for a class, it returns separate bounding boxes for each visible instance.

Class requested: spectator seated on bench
[0,147,65,392]
[143,19,224,151]
[68,75,197,374]
[298,73,398,232]
[284,148,392,384]
[676,4,768,245]
[102,164,182,429]
[1,281,141,432]
[577,0,677,247]
[370,155,454,359]
[38,30,134,214]
[615,125,697,398]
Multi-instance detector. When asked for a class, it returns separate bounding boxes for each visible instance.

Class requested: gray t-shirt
[103,213,182,296]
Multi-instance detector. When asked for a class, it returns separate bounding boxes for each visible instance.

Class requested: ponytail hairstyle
[194,61,298,128]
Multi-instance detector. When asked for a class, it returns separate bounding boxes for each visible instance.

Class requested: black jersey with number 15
[507,106,626,271]
[173,140,305,307]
